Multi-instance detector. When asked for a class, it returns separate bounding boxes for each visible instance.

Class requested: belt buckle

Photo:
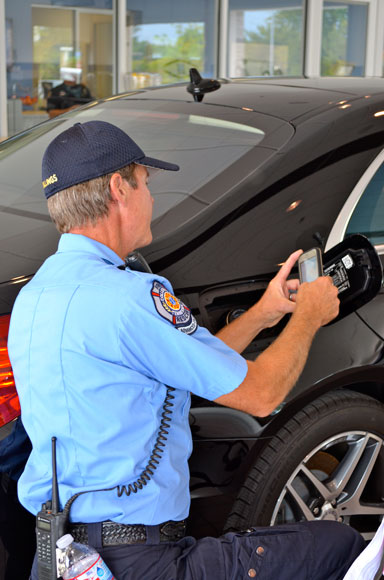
[160,520,186,541]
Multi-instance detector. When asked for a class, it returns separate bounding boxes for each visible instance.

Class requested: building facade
[1,0,384,138]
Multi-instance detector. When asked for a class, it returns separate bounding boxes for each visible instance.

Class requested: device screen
[300,255,320,283]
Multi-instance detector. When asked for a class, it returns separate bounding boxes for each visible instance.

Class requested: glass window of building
[5,0,113,134]
[321,1,368,76]
[124,0,216,89]
[227,0,305,77]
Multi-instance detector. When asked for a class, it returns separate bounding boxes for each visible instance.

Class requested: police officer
[8,121,364,580]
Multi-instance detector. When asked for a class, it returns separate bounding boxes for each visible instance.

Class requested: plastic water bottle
[56,533,115,579]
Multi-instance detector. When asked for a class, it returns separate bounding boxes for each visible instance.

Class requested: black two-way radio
[35,396,175,579]
[36,437,67,580]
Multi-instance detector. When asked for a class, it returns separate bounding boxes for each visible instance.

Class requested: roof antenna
[187,68,221,102]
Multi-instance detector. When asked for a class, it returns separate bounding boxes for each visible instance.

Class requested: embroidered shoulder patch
[151,281,197,335]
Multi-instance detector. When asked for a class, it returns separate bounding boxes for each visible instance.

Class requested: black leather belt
[69,520,186,546]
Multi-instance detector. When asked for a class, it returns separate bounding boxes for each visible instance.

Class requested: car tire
[225,389,384,540]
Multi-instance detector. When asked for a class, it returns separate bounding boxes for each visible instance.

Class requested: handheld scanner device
[298,234,382,324]
[298,247,323,283]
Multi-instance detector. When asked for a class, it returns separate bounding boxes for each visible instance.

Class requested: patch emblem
[151,281,197,335]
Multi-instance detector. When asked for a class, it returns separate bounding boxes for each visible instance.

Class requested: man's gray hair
[47,163,137,233]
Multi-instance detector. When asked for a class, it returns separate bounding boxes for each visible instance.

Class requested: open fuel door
[322,234,383,323]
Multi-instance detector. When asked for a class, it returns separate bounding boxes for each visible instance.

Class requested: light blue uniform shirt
[8,234,248,524]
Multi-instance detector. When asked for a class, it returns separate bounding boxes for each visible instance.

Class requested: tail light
[0,314,20,427]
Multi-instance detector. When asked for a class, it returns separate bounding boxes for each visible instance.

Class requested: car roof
[118,76,384,123]
[1,76,384,292]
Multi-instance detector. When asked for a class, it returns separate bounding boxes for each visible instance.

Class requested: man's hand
[294,276,340,329]
[215,256,340,418]
[252,249,302,328]
[216,249,302,353]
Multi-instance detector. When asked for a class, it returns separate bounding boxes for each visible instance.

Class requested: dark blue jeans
[30,520,365,580]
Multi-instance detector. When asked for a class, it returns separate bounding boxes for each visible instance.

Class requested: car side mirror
[322,234,383,323]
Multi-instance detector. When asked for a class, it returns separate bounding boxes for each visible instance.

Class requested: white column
[116,0,127,93]
[304,0,323,77]
[218,0,228,78]
[0,0,8,139]
[228,10,245,77]
[269,13,275,75]
[371,0,384,76]
[364,0,376,76]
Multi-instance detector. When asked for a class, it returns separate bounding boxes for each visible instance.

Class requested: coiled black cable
[117,255,176,495]
[63,255,176,510]
[62,385,176,514]
[116,386,175,496]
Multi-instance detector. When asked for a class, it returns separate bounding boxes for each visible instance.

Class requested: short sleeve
[118,275,248,400]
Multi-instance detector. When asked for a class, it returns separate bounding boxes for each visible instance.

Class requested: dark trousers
[0,475,36,580]
[30,520,365,580]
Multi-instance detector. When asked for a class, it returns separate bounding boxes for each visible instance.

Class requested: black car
[1,76,384,553]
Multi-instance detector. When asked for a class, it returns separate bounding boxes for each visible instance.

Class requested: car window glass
[345,161,384,245]
[0,101,266,230]
[90,106,265,221]
[0,119,66,161]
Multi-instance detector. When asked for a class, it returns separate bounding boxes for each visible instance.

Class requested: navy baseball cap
[42,120,179,199]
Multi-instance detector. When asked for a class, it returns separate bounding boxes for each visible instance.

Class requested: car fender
[189,363,384,497]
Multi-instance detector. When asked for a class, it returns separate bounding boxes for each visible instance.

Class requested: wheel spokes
[285,479,316,520]
[334,437,383,516]
[326,434,370,498]
[299,463,332,501]
[272,431,384,539]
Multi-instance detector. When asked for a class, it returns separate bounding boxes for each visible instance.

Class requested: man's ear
[109,172,131,202]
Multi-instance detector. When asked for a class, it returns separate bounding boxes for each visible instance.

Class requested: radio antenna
[51,436,60,514]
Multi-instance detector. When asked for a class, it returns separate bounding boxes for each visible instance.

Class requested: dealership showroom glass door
[227,0,305,78]
[6,4,113,134]
[32,6,113,107]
